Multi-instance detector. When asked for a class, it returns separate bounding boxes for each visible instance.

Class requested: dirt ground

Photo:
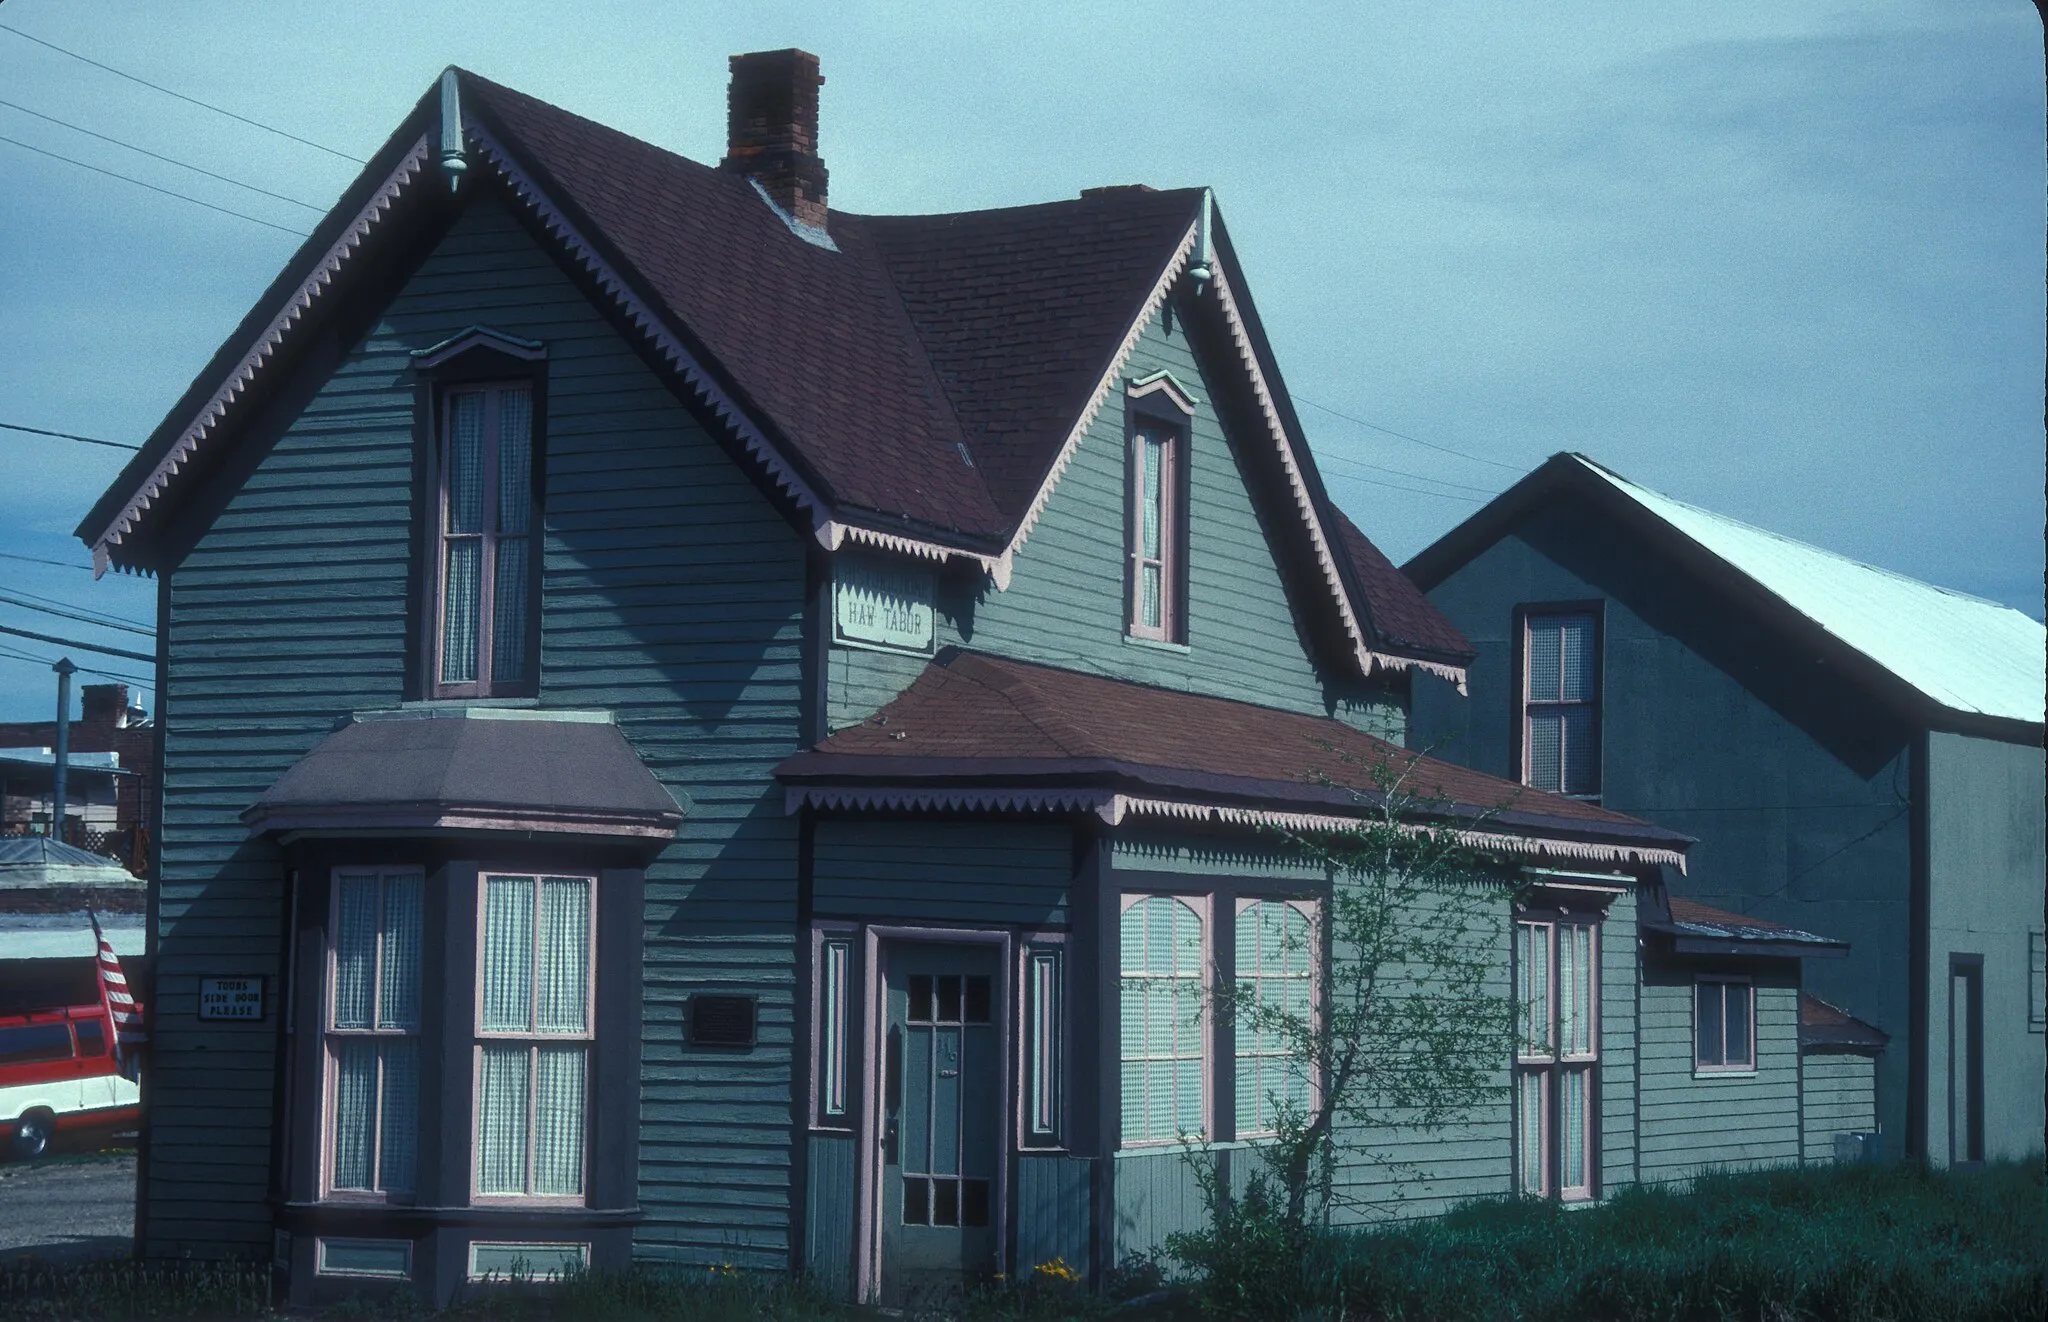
[0,1148,135,1264]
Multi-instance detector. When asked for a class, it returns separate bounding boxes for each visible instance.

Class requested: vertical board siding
[1015,1154,1095,1279]
[1112,1148,1210,1266]
[1800,1054,1878,1162]
[1600,889,1638,1191]
[813,820,1072,927]
[827,303,1346,731]
[1637,970,1802,1182]
[803,1133,856,1295]
[156,195,806,1265]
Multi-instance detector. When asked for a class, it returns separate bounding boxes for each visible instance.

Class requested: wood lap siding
[156,196,806,1266]
[828,306,1331,730]
[813,821,1070,927]
[1801,1054,1877,1162]
[1599,889,1638,1189]
[1637,973,1801,1181]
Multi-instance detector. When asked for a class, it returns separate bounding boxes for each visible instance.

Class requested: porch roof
[1641,896,1849,959]
[1799,993,1889,1054]
[777,650,1691,870]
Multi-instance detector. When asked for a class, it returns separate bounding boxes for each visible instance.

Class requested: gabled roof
[77,69,1466,683]
[1799,993,1889,1053]
[1406,452,2046,732]
[777,649,1691,870]
[1326,506,1474,672]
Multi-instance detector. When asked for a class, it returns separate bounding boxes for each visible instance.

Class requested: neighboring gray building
[1406,452,2047,1166]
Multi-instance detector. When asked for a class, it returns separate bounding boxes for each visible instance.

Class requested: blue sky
[0,0,2041,723]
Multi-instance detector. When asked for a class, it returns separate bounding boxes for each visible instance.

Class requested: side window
[1522,611,1599,798]
[1514,918,1598,1200]
[327,869,423,1200]
[1119,895,1205,1145]
[1126,420,1187,643]
[0,1023,74,1066]
[1694,977,1755,1072]
[75,1018,108,1059]
[1024,946,1063,1147]
[431,384,539,698]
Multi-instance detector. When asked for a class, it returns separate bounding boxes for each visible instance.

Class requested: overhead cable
[0,132,310,235]
[0,589,155,637]
[0,96,326,211]
[1295,394,1528,473]
[0,21,364,163]
[0,421,139,451]
[0,621,155,664]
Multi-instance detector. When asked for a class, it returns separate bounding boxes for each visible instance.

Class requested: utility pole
[52,657,75,843]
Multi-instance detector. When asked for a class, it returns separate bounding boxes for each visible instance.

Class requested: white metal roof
[1575,455,2046,727]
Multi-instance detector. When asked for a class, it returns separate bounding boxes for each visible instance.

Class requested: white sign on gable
[834,554,937,655]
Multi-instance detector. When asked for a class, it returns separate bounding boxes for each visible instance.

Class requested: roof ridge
[1571,453,2035,617]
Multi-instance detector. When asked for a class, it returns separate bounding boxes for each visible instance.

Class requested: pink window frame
[320,867,424,1204]
[429,383,538,699]
[469,871,597,1207]
[1125,422,1185,642]
[1016,932,1071,1149]
[1513,916,1600,1202]
[811,922,859,1128]
[1117,892,1211,1148]
[1519,611,1600,797]
[1693,975,1757,1073]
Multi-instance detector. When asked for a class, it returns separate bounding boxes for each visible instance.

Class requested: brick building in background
[0,683,153,876]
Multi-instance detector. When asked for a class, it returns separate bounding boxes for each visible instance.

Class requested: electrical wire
[0,132,310,236]
[0,622,154,664]
[1312,447,1502,497]
[0,550,95,573]
[0,641,153,691]
[0,96,327,211]
[0,21,364,164]
[0,589,155,636]
[0,421,139,451]
[1294,394,1528,473]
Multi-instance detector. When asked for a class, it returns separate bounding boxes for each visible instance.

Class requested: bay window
[326,869,422,1199]
[475,873,594,1201]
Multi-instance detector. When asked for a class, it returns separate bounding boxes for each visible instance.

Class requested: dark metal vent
[689,994,757,1047]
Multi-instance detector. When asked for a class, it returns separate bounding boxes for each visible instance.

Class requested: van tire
[9,1110,55,1162]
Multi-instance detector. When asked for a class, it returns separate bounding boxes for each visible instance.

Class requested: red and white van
[0,1004,141,1160]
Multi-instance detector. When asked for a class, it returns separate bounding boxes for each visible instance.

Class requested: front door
[879,943,1001,1306]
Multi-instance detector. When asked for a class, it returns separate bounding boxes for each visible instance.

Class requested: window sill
[400,697,541,711]
[1694,1067,1758,1080]
[1122,634,1191,656]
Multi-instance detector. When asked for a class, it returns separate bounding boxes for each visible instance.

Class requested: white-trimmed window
[818,932,852,1123]
[1120,895,1206,1145]
[1025,947,1063,1145]
[1234,899,1314,1138]
[1127,421,1185,642]
[475,873,593,1201]
[434,384,537,698]
[1695,977,1755,1072]
[327,868,422,1199]
[1522,611,1598,797]
[1514,918,1597,1200]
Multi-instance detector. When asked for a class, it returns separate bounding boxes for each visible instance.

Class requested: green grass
[0,1162,2037,1321]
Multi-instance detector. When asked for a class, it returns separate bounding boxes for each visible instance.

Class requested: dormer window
[412,327,546,700]
[1520,608,1599,798]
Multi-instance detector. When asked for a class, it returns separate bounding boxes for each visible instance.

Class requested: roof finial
[1188,188,1214,295]
[439,68,467,193]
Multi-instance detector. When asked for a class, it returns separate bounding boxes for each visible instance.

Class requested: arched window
[1120,895,1205,1145]
[1235,900,1314,1137]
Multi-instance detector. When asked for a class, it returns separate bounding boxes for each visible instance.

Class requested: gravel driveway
[0,1151,135,1264]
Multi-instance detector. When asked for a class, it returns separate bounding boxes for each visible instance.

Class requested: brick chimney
[80,683,130,731]
[721,49,828,230]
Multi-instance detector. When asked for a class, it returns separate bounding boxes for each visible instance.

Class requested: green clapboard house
[76,51,1782,1308]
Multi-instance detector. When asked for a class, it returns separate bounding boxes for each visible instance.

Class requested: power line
[0,622,154,664]
[0,582,149,627]
[0,642,154,691]
[0,133,310,236]
[1326,471,1488,505]
[0,21,364,164]
[0,589,155,637]
[0,550,95,573]
[1294,395,1528,474]
[0,421,139,451]
[1313,447,1501,497]
[0,96,326,211]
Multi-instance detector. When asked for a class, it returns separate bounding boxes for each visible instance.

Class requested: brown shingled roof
[1327,506,1474,665]
[1800,993,1889,1053]
[779,650,1689,860]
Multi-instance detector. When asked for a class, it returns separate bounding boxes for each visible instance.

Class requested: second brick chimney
[721,49,828,230]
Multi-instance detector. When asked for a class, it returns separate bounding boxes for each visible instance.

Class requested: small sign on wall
[199,976,265,1021]
[833,554,936,655]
